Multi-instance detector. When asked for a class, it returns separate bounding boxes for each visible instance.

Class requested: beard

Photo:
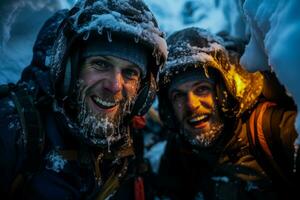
[76,82,137,149]
[181,121,224,148]
[182,123,224,147]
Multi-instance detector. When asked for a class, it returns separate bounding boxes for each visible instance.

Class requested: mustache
[184,109,212,120]
[78,83,125,104]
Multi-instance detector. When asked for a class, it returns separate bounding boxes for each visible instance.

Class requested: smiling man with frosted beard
[156,27,299,200]
[75,36,146,148]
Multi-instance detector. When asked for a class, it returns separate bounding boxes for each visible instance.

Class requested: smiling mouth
[187,114,210,128]
[91,95,117,109]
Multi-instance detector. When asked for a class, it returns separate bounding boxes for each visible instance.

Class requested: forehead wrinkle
[170,79,213,94]
[101,55,140,71]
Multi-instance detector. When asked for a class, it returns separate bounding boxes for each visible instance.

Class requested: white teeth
[189,115,208,123]
[93,96,116,107]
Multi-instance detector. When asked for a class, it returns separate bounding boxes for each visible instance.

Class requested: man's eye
[194,86,211,95]
[123,68,140,80]
[92,61,109,71]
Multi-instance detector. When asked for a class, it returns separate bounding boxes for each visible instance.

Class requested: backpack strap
[246,101,292,187]
[10,86,45,171]
[93,158,129,200]
[248,102,274,157]
[57,145,134,200]
[7,84,45,197]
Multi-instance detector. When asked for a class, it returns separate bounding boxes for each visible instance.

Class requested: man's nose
[186,92,200,111]
[104,71,123,94]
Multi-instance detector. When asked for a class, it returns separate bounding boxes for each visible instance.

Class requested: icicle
[202,64,210,78]
[134,36,139,43]
[107,30,112,42]
[97,25,103,35]
[103,117,111,153]
[293,144,299,173]
[83,31,90,41]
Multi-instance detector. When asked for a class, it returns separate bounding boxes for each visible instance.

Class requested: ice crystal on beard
[184,123,224,147]
[197,123,224,147]
[78,103,121,150]
[76,81,137,149]
[45,150,67,173]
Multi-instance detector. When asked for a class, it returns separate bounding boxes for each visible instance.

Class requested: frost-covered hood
[159,27,263,117]
[48,0,167,96]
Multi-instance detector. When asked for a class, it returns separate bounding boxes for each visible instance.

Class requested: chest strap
[247,101,291,186]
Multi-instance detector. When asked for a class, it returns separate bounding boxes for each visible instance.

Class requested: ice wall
[240,0,300,144]
[0,0,71,84]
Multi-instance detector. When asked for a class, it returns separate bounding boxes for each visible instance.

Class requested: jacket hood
[159,27,263,119]
[48,0,167,96]
[34,0,168,149]
[20,9,69,98]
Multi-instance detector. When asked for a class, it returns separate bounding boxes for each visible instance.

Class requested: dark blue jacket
[0,86,145,200]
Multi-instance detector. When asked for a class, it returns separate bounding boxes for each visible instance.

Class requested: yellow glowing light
[227,65,248,98]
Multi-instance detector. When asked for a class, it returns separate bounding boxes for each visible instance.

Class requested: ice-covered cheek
[125,81,140,102]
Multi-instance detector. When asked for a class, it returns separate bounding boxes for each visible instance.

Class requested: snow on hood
[48,0,167,85]
[72,0,163,41]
